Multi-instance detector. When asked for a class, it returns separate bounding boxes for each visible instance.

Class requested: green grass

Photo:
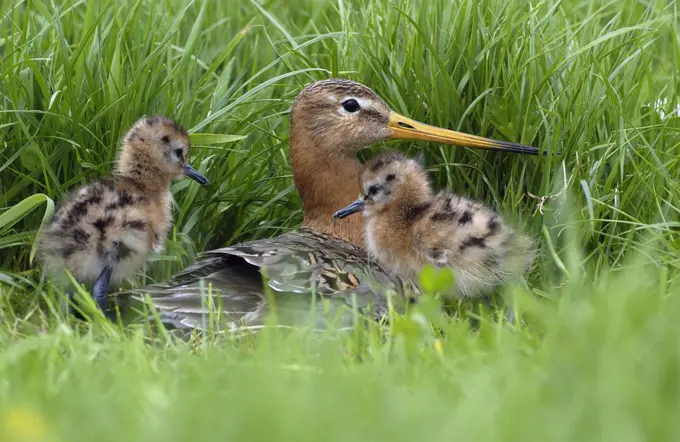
[1,0,680,440]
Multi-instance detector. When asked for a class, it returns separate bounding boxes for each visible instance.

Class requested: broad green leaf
[419,265,456,295]
[189,133,247,145]
[0,194,55,265]
[179,0,208,68]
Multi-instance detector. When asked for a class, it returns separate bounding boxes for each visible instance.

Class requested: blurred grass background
[0,0,679,440]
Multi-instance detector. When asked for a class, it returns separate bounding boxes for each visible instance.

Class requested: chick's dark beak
[183,164,209,185]
[334,198,365,219]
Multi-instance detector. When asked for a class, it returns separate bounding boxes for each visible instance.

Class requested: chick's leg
[92,266,113,312]
[506,302,515,325]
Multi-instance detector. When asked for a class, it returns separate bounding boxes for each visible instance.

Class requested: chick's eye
[342,99,360,113]
[368,185,379,196]
[174,148,183,158]
[161,136,170,144]
[386,174,396,182]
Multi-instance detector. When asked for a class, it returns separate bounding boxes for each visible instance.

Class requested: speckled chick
[38,116,209,314]
[334,151,535,299]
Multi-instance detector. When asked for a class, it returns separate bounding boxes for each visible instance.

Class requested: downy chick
[38,116,209,314]
[334,151,535,299]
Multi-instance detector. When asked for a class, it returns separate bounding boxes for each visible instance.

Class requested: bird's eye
[161,136,170,144]
[368,185,379,196]
[342,99,360,113]
[386,174,396,182]
[174,148,183,158]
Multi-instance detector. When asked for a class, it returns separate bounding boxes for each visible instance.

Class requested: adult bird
[127,79,540,332]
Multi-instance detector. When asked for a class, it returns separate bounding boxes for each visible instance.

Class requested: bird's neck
[290,129,366,249]
[115,163,171,197]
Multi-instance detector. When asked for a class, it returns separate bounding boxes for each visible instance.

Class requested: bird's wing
[122,228,415,331]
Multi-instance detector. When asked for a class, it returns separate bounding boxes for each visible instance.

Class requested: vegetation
[0,0,678,440]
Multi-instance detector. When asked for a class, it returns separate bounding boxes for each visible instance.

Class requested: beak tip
[183,164,210,185]
[334,199,365,219]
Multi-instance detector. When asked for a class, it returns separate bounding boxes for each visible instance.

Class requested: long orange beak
[387,112,540,155]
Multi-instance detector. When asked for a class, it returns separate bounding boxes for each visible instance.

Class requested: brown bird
[129,79,542,331]
[334,150,535,300]
[38,116,209,316]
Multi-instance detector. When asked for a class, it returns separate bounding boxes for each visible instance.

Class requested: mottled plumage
[38,116,209,314]
[334,151,535,298]
[137,228,416,331]
[127,79,539,332]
